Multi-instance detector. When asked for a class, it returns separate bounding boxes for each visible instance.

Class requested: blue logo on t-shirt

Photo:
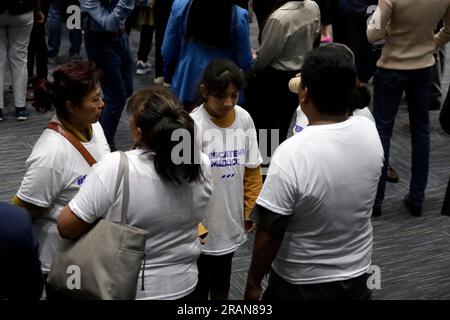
[294,125,304,133]
[220,173,236,179]
[76,175,87,186]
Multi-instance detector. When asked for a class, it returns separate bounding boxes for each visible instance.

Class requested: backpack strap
[46,122,97,167]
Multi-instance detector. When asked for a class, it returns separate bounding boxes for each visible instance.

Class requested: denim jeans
[373,67,432,208]
[47,0,82,57]
[84,31,133,150]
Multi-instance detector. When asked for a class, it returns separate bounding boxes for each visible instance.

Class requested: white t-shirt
[190,105,263,255]
[292,105,375,135]
[257,116,384,284]
[17,116,110,272]
[69,150,213,300]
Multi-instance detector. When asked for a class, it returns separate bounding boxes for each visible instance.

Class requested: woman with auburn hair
[13,60,110,299]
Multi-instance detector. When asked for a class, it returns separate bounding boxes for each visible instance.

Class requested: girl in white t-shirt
[13,61,110,299]
[190,59,263,300]
[58,86,213,300]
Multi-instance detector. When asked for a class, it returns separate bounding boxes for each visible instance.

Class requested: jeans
[373,67,432,208]
[47,0,82,57]
[0,11,34,109]
[84,31,133,150]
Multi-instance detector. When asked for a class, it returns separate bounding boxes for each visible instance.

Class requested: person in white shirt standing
[245,45,384,300]
[191,59,263,300]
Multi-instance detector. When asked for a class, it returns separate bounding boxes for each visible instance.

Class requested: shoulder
[93,151,121,170]
[235,105,256,127]
[28,129,69,166]
[234,4,249,21]
[172,0,190,15]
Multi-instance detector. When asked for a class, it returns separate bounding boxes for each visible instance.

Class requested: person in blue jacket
[0,202,44,300]
[162,0,253,110]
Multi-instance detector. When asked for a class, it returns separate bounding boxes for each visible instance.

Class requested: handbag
[47,132,148,299]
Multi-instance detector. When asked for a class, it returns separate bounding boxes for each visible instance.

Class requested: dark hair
[350,82,371,114]
[33,61,100,119]
[300,45,357,116]
[127,86,203,184]
[199,58,244,100]
[186,0,234,49]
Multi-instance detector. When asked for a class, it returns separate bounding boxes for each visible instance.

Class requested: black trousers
[262,269,372,300]
[27,3,49,81]
[137,24,154,62]
[245,67,299,143]
[153,0,174,78]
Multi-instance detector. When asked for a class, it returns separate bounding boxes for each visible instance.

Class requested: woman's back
[70,150,213,299]
[162,0,253,104]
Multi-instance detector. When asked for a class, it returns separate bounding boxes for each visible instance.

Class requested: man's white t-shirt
[292,105,375,134]
[257,116,384,284]
[191,105,263,255]
[17,116,110,272]
[69,150,213,300]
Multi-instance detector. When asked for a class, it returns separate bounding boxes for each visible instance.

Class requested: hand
[244,281,262,300]
[252,50,257,60]
[34,9,44,23]
[245,220,255,233]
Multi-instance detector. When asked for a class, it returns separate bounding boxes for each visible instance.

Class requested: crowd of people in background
[1,0,450,301]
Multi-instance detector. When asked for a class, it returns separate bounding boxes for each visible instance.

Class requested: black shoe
[372,206,382,217]
[386,165,399,183]
[15,107,29,121]
[403,195,422,217]
[0,109,4,121]
[429,98,441,111]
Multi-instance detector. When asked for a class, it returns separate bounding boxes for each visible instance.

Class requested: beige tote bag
[48,151,148,299]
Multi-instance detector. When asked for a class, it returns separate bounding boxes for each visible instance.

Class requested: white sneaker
[154,76,165,85]
[136,60,151,75]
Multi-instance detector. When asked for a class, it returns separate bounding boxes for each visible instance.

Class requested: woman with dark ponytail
[57,86,213,300]
[13,60,110,299]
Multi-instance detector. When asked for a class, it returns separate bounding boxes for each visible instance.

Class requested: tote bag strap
[114,151,130,224]
[46,122,97,167]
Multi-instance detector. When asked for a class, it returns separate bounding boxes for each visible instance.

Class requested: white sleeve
[17,166,63,208]
[69,153,119,224]
[244,112,263,168]
[256,150,297,216]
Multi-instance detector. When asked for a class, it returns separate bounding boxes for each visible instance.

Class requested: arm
[367,0,393,43]
[161,1,181,83]
[435,7,450,48]
[58,206,92,239]
[57,153,119,240]
[232,8,253,71]
[12,195,48,219]
[79,0,135,32]
[243,166,263,231]
[250,17,286,76]
[244,204,288,300]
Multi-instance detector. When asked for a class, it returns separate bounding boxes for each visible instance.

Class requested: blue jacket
[0,202,43,300]
[162,0,253,103]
